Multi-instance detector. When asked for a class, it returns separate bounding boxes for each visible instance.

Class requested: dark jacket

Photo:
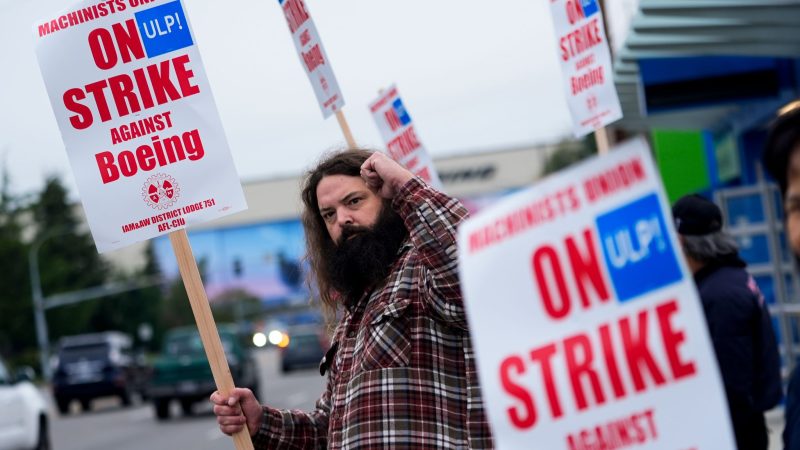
[694,255,782,449]
[785,367,800,450]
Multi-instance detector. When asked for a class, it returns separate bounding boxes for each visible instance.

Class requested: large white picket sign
[278,0,344,118]
[549,0,622,137]
[458,138,734,449]
[369,85,443,190]
[34,0,247,253]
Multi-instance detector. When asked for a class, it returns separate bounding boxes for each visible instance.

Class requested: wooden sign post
[34,1,252,448]
[170,230,254,450]
[336,110,358,149]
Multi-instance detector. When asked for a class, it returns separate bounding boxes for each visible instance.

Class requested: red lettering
[598,324,626,399]
[656,300,696,380]
[533,246,571,319]
[108,74,140,117]
[565,0,585,25]
[385,108,403,132]
[500,356,537,429]
[386,127,421,160]
[302,44,325,72]
[132,67,155,109]
[620,310,667,392]
[564,333,605,410]
[136,143,156,171]
[94,129,205,184]
[63,89,93,130]
[561,18,602,61]
[566,408,659,449]
[299,29,311,46]
[642,409,657,438]
[62,55,198,125]
[530,344,563,419]
[88,27,117,69]
[570,66,605,95]
[84,80,112,122]
[566,229,610,309]
[172,54,200,97]
[147,59,182,104]
[96,151,119,183]
[583,158,647,204]
[282,0,310,33]
[111,20,145,64]
[118,150,137,177]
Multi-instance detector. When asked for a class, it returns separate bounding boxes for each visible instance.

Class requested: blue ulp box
[581,0,600,17]
[595,193,682,302]
[392,98,412,126]
[135,1,194,58]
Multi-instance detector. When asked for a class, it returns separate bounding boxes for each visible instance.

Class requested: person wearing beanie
[672,194,782,450]
[762,101,800,450]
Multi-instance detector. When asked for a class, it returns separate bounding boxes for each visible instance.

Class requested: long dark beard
[322,203,409,305]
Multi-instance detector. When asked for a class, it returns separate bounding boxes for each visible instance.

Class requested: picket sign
[336,110,357,149]
[548,0,622,138]
[368,85,443,189]
[170,230,253,450]
[34,1,251,448]
[276,0,357,148]
[457,138,735,449]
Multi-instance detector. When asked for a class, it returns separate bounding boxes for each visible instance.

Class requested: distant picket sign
[368,85,443,189]
[549,0,622,137]
[34,0,247,253]
[457,138,734,449]
[278,0,344,118]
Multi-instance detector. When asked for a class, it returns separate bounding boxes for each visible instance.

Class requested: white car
[0,357,50,450]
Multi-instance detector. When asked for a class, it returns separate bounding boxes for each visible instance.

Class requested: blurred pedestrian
[210,149,493,448]
[672,194,782,450]
[762,102,800,450]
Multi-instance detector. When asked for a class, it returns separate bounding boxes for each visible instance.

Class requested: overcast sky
[0,0,638,199]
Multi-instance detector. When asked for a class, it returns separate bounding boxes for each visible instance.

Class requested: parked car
[0,356,50,450]
[280,325,328,373]
[51,331,149,414]
[147,325,260,420]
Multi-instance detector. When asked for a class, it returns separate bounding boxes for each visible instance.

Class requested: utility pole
[29,237,52,381]
[29,228,164,381]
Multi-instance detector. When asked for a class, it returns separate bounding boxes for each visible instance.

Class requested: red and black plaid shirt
[253,177,494,449]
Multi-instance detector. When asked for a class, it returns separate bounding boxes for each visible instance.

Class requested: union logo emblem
[142,174,180,210]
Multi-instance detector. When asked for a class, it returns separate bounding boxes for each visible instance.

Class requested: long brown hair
[301,148,375,321]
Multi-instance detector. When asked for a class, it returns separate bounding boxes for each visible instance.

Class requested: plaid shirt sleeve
[251,372,332,449]
[251,322,350,449]
[392,176,471,329]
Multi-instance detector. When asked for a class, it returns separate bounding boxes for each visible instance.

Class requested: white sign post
[278,0,344,119]
[549,0,622,137]
[35,2,252,448]
[458,138,734,449]
[369,85,443,189]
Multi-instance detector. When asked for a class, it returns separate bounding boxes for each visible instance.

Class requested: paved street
[47,348,326,450]
[41,347,789,449]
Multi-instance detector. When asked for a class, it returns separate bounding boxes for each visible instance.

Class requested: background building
[611,0,800,375]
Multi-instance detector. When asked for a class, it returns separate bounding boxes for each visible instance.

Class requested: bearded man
[210,149,494,449]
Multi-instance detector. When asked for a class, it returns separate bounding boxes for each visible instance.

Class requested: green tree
[542,135,597,176]
[158,256,209,331]
[32,176,107,341]
[88,242,165,351]
[211,287,263,325]
[0,166,35,361]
